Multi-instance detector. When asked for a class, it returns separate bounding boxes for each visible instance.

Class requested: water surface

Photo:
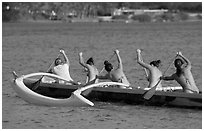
[2,21,202,129]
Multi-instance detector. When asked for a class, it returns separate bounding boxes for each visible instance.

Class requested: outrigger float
[11,71,202,109]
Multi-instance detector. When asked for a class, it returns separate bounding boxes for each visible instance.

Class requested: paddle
[143,54,177,100]
[31,53,60,90]
[99,52,115,74]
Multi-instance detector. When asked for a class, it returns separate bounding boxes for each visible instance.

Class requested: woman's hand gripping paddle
[143,54,177,100]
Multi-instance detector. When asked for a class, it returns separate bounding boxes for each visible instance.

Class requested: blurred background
[3,2,202,23]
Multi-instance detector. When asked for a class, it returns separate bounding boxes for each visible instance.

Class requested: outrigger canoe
[11,72,128,107]
[11,71,202,109]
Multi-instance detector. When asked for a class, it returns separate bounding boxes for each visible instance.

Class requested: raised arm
[60,50,70,65]
[177,51,191,69]
[136,49,152,70]
[115,50,123,70]
[78,52,88,68]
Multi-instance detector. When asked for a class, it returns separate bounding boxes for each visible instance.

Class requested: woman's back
[136,49,162,88]
[110,68,130,86]
[87,65,99,83]
[148,66,162,88]
[53,64,73,81]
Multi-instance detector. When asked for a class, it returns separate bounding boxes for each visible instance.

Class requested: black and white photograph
[2,1,202,129]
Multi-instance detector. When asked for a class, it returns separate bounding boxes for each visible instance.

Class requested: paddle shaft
[40,53,61,79]
[32,53,60,90]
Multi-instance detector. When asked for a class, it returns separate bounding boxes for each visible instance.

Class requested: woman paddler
[136,49,163,89]
[78,52,99,96]
[48,50,79,85]
[97,49,131,89]
[160,51,199,93]
[78,52,99,85]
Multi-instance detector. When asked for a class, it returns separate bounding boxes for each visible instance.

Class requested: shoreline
[3,17,202,24]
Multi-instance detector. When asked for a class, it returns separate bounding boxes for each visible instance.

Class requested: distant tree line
[3,2,202,22]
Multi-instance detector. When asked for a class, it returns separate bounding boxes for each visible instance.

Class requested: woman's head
[86,57,94,65]
[104,60,113,72]
[55,58,63,66]
[174,58,184,68]
[150,60,161,68]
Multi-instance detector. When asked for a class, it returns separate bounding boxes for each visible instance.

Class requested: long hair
[104,60,113,72]
[86,57,94,65]
[55,58,62,66]
[150,60,161,68]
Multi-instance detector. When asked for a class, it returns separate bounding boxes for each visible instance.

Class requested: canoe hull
[88,88,201,108]
[20,77,202,109]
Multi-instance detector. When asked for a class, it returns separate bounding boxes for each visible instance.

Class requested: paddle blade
[143,86,157,100]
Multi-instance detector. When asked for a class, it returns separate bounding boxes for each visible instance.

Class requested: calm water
[2,21,202,129]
